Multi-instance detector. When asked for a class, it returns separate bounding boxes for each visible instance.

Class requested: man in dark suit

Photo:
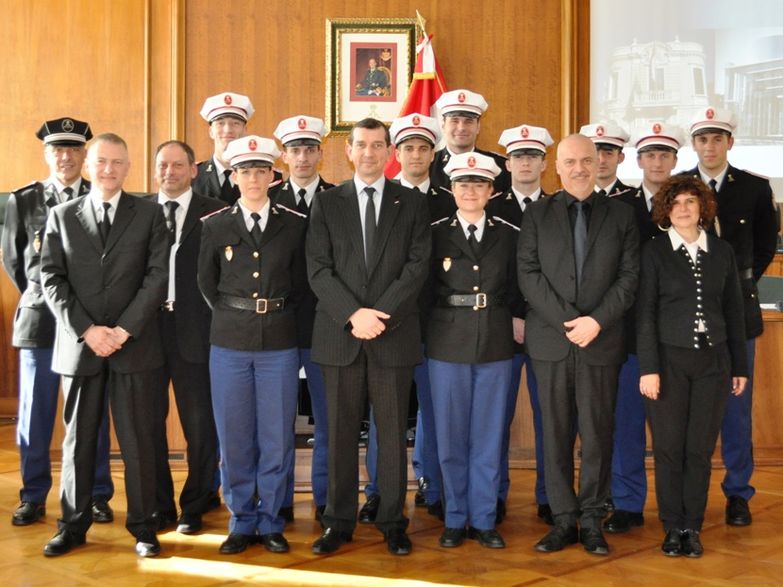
[307,118,431,556]
[681,106,779,527]
[518,134,639,556]
[489,123,555,526]
[579,122,633,196]
[39,133,169,557]
[271,115,334,523]
[149,140,225,535]
[429,89,511,217]
[2,118,114,527]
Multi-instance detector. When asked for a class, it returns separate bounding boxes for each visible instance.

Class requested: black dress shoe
[537,503,554,526]
[259,532,290,553]
[203,491,221,513]
[726,496,752,526]
[219,532,256,554]
[468,527,506,549]
[43,530,86,557]
[414,477,427,507]
[176,513,203,534]
[91,499,114,523]
[358,494,380,524]
[152,510,178,532]
[681,529,704,558]
[603,510,644,533]
[279,506,294,523]
[580,527,609,556]
[535,525,578,552]
[427,500,445,521]
[661,528,682,557]
[495,498,507,525]
[439,527,466,548]
[385,529,412,555]
[12,502,45,526]
[135,530,161,557]
[312,528,352,554]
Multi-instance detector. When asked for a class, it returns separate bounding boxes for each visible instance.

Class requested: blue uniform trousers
[18,348,113,504]
[210,345,299,535]
[429,358,511,530]
[501,352,546,504]
[721,339,756,501]
[610,353,647,512]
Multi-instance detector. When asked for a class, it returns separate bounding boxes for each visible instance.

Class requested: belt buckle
[476,293,487,308]
[255,298,268,314]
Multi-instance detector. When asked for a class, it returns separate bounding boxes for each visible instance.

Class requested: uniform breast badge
[443,257,452,272]
[225,245,233,261]
[33,233,42,254]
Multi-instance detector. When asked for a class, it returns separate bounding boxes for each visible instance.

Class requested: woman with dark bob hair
[637,174,747,558]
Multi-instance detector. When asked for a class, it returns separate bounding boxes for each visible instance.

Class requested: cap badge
[298,117,307,129]
[596,125,605,137]
[412,115,421,126]
[224,94,233,105]
[248,139,257,151]
[521,126,529,138]
[458,92,466,103]
[443,257,452,272]
[706,108,714,120]
[61,119,75,132]
[652,123,662,134]
[467,156,476,168]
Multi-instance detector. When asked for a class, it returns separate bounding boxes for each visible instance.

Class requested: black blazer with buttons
[636,232,747,377]
[306,179,431,367]
[2,179,90,348]
[198,202,307,352]
[680,165,778,339]
[425,215,523,363]
[518,190,639,365]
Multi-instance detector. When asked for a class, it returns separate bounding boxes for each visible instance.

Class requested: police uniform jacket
[636,232,747,377]
[600,179,634,197]
[426,214,524,364]
[269,177,334,348]
[681,165,778,338]
[429,147,511,209]
[198,202,307,352]
[2,180,90,347]
[486,188,550,233]
[194,157,284,205]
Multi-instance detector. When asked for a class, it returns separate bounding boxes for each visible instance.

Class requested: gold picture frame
[325,17,419,135]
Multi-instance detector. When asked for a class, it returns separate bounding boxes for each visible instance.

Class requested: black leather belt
[443,293,501,308]
[160,301,175,312]
[221,295,285,314]
[739,268,753,280]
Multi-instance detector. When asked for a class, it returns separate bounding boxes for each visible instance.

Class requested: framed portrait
[325,18,419,135]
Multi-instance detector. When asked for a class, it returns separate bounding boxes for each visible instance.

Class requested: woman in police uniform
[198,135,307,555]
[426,152,524,550]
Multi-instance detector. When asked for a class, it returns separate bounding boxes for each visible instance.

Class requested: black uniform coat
[40,193,169,376]
[306,180,431,367]
[2,180,90,347]
[518,190,639,365]
[486,188,550,231]
[425,215,523,363]
[194,157,284,205]
[198,202,307,352]
[681,165,778,338]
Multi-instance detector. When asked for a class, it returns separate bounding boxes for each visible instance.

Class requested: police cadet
[489,124,555,526]
[605,123,685,535]
[681,107,779,527]
[193,91,280,204]
[1,118,114,527]
[429,89,511,218]
[197,135,307,555]
[271,115,334,523]
[359,114,445,525]
[426,151,523,550]
[579,122,633,196]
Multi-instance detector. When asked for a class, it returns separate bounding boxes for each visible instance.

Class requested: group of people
[2,86,777,562]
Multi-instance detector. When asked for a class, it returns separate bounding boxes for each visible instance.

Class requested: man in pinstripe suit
[306,118,431,556]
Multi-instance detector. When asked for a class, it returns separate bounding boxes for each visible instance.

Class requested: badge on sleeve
[33,233,42,253]
[225,245,233,261]
[443,257,452,272]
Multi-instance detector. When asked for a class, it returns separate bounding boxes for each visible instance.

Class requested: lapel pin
[225,245,233,261]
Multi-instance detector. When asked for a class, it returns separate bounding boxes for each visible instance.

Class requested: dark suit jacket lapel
[553,191,574,253]
[104,193,136,255]
[79,179,91,196]
[43,184,59,208]
[180,195,205,244]
[478,219,500,258]
[260,206,284,246]
[367,184,402,275]
[584,194,609,259]
[448,218,476,261]
[337,183,366,272]
[75,196,105,255]
[232,206,257,249]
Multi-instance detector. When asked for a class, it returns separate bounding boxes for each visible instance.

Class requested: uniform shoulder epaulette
[11,180,41,194]
[431,216,450,226]
[610,187,634,198]
[274,203,307,218]
[200,205,230,221]
[489,191,508,200]
[491,215,520,231]
[437,186,453,195]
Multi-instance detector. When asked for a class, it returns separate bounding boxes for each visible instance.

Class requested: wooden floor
[2,424,783,586]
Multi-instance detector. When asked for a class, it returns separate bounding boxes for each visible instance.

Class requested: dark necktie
[574,201,588,284]
[364,187,377,263]
[250,212,262,248]
[522,196,532,211]
[709,178,718,193]
[467,224,479,256]
[597,188,607,198]
[412,185,422,194]
[165,200,179,246]
[62,186,74,202]
[221,169,238,204]
[100,202,112,247]
[297,188,309,214]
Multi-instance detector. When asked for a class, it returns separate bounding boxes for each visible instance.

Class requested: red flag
[384,32,448,179]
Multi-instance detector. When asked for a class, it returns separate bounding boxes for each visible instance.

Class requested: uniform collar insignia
[728,174,735,182]
[450,218,458,227]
